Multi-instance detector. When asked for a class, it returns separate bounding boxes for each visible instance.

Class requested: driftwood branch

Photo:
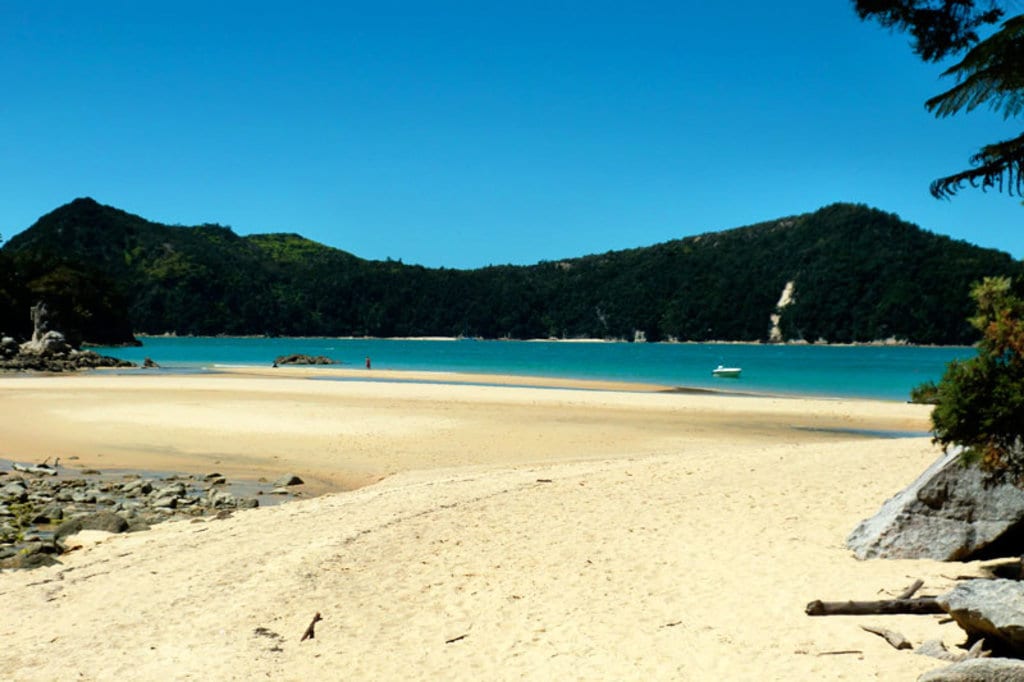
[300,612,322,641]
[12,462,57,476]
[860,625,912,650]
[816,650,862,656]
[805,597,943,616]
[898,579,924,600]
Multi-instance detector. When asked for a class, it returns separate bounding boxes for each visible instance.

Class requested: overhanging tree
[855,1,1024,196]
[857,2,1024,480]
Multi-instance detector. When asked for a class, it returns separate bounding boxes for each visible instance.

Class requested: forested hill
[1,198,1020,345]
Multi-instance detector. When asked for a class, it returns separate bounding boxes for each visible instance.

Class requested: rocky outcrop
[937,580,1024,657]
[20,329,71,355]
[274,354,337,366]
[0,347,136,372]
[847,448,1024,560]
[0,302,136,372]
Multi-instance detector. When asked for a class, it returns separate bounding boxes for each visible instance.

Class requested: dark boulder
[273,474,304,487]
[54,510,129,540]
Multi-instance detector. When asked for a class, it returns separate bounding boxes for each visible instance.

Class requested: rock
[847,448,1024,560]
[273,354,337,366]
[236,497,259,509]
[919,658,1024,681]
[54,510,129,540]
[273,474,304,487]
[142,357,159,368]
[71,491,96,504]
[121,479,153,496]
[151,495,178,509]
[938,580,1024,656]
[0,336,18,359]
[32,502,64,524]
[19,330,70,356]
[208,490,236,508]
[153,481,187,498]
[1,482,28,503]
[0,551,60,570]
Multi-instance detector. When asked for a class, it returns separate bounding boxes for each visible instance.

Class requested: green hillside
[1,198,1020,345]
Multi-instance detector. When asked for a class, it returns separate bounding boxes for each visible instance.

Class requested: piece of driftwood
[860,625,912,650]
[300,612,322,641]
[805,597,943,616]
[816,650,862,656]
[12,462,57,476]
[898,579,924,600]
[445,634,468,644]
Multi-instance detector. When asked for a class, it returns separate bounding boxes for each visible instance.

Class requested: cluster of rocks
[0,333,136,372]
[847,448,1024,680]
[917,580,1024,680]
[273,354,338,366]
[0,466,304,570]
[1,302,136,372]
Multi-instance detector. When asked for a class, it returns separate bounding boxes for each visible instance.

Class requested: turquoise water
[90,337,976,401]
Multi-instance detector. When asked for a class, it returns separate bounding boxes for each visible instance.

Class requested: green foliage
[854,1,1003,62]
[855,2,1024,197]
[910,380,940,404]
[931,276,1024,480]
[2,199,1021,344]
[0,236,30,338]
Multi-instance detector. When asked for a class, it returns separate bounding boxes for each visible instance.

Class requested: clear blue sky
[2,1,1021,268]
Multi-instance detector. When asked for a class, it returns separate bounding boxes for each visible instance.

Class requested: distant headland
[1,198,1020,347]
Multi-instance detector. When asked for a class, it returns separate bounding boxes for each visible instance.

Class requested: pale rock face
[847,448,1024,561]
[768,280,796,343]
[19,330,70,355]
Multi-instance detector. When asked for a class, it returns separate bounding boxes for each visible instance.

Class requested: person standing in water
[365,356,371,369]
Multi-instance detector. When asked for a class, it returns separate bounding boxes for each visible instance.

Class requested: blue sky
[2,1,1021,268]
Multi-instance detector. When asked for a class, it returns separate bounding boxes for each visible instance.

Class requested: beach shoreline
[0,368,970,680]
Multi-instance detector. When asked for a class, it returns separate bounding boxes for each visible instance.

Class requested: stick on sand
[300,612,322,641]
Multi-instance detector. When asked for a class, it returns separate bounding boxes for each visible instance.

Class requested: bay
[90,337,976,402]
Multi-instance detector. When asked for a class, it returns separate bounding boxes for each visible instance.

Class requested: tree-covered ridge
[1,198,1020,345]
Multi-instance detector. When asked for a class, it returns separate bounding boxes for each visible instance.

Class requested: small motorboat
[712,364,742,378]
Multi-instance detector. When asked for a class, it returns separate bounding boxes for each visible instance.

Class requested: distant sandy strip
[0,369,977,680]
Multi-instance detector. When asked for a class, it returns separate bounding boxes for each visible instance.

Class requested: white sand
[0,371,982,680]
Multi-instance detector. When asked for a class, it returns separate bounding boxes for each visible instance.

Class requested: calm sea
[90,337,976,402]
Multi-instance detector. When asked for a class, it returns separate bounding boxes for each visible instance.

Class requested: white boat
[712,364,742,378]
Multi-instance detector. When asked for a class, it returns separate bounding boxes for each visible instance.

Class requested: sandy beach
[0,369,984,680]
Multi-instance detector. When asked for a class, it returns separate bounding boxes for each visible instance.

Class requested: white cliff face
[768,280,796,343]
[775,280,795,309]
